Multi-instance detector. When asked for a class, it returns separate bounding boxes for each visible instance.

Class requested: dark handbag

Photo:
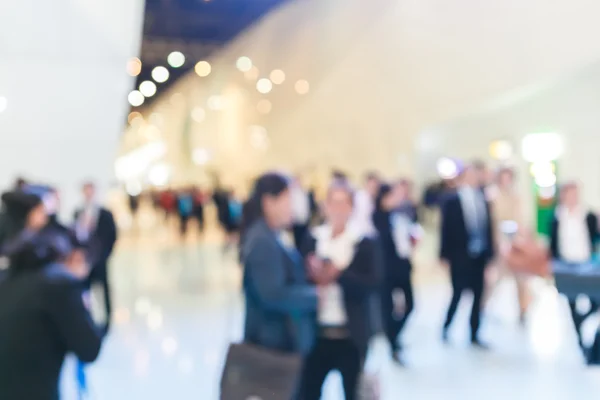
[220,342,303,400]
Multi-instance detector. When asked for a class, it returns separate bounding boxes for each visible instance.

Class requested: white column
[0,0,144,217]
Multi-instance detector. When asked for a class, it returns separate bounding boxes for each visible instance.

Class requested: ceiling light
[295,80,310,95]
[167,51,185,68]
[128,90,145,107]
[236,57,253,72]
[139,81,157,97]
[126,57,142,77]
[256,78,273,94]
[270,69,285,85]
[152,66,169,83]
[195,61,211,77]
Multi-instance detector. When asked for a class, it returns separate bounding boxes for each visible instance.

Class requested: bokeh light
[126,57,142,77]
[128,90,145,107]
[236,56,253,72]
[167,51,186,68]
[256,78,273,94]
[151,66,170,83]
[191,107,206,122]
[270,69,285,85]
[257,99,272,114]
[295,79,310,94]
[139,81,157,97]
[195,61,212,77]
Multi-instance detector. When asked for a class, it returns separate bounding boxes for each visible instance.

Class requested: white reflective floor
[61,221,600,399]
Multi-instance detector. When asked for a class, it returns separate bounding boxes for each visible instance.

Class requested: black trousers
[193,205,205,232]
[381,259,414,352]
[179,214,190,236]
[292,223,309,250]
[444,256,486,340]
[301,336,362,400]
[87,263,111,331]
[569,298,598,348]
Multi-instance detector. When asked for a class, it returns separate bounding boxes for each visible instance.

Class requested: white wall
[415,62,600,220]
[0,0,144,215]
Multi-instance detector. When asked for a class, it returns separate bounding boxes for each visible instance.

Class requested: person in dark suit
[373,180,417,364]
[549,181,599,353]
[299,181,382,400]
[74,181,118,334]
[241,172,318,357]
[440,164,495,348]
[0,189,102,400]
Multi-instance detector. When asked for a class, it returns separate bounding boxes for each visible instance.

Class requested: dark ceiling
[133,0,291,107]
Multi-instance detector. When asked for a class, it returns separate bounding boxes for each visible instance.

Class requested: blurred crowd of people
[0,178,117,399]
[233,161,598,399]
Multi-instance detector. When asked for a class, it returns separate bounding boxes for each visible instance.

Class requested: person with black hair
[300,181,382,400]
[0,187,102,400]
[241,172,317,357]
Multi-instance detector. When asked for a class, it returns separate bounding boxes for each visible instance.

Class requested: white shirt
[350,189,375,236]
[458,186,487,234]
[313,224,361,326]
[291,187,310,224]
[390,212,413,258]
[76,204,99,242]
[558,207,592,263]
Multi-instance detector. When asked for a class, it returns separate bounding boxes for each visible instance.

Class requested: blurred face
[82,184,96,203]
[461,167,479,188]
[262,189,292,229]
[562,186,579,208]
[365,177,379,198]
[498,170,514,189]
[27,204,49,231]
[326,188,354,228]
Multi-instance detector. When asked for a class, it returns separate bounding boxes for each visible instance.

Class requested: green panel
[532,161,557,238]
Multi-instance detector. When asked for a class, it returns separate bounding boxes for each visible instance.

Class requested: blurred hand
[504,237,550,277]
[321,262,342,284]
[65,249,90,280]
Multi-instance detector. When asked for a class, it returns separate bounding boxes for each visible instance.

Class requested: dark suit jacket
[301,233,383,357]
[74,207,117,267]
[242,219,317,355]
[0,264,102,400]
[550,210,598,260]
[439,191,495,266]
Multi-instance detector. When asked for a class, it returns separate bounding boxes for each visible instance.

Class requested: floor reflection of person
[0,188,102,400]
[440,164,495,348]
[485,167,530,323]
[75,181,118,334]
[550,182,599,351]
[300,181,381,400]
[374,181,416,364]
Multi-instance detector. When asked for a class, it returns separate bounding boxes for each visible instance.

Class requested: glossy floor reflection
[62,227,600,399]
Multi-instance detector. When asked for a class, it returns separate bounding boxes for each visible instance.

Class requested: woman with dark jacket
[299,181,382,400]
[0,188,103,400]
[373,181,416,364]
[241,172,318,359]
